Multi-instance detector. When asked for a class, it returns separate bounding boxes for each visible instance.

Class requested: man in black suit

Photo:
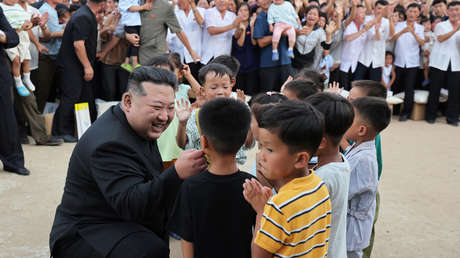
[0,7,30,176]
[50,67,208,257]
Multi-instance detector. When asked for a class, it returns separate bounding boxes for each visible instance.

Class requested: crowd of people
[0,0,459,256]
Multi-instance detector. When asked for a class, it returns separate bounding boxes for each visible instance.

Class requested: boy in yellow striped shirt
[243,100,332,258]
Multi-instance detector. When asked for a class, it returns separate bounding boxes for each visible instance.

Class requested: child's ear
[231,77,236,88]
[317,136,328,153]
[200,135,209,154]
[358,124,368,137]
[294,151,311,170]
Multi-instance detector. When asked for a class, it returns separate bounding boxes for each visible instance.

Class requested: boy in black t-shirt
[169,98,256,258]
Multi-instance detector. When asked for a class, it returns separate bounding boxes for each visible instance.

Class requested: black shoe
[447,121,458,127]
[60,135,78,143]
[399,115,408,122]
[20,136,30,144]
[3,167,30,176]
[426,119,435,124]
[37,136,64,146]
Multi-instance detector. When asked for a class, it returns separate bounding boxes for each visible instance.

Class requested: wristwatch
[40,24,48,31]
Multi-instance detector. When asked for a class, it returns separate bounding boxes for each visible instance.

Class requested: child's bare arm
[176,99,192,149]
[181,239,194,258]
[388,66,396,88]
[182,64,201,98]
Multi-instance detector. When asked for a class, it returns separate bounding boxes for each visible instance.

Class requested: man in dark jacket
[0,6,30,176]
[50,67,207,257]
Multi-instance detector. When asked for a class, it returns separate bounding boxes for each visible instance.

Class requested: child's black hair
[420,16,430,24]
[257,100,324,155]
[295,68,325,91]
[284,79,319,100]
[248,92,287,125]
[198,63,233,85]
[305,93,354,146]
[168,52,184,71]
[199,98,251,155]
[146,54,175,71]
[385,51,394,60]
[352,80,388,99]
[352,97,391,133]
[209,55,241,79]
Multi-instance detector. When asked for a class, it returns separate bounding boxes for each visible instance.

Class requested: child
[176,63,249,165]
[421,17,434,87]
[305,92,355,258]
[243,100,331,258]
[344,97,391,258]
[118,0,152,72]
[1,0,35,97]
[382,51,396,95]
[169,98,256,258]
[267,0,301,60]
[281,79,319,100]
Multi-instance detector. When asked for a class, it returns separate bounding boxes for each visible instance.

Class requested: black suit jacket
[50,105,183,256]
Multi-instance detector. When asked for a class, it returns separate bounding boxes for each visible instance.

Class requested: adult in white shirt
[426,1,460,126]
[201,0,240,64]
[389,3,424,121]
[175,0,205,79]
[355,0,390,81]
[339,4,375,90]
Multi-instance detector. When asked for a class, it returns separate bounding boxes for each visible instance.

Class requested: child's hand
[182,64,191,78]
[236,89,246,102]
[327,81,342,95]
[191,90,206,109]
[37,43,49,54]
[176,98,192,124]
[280,76,293,92]
[30,13,40,26]
[21,21,33,31]
[243,178,273,214]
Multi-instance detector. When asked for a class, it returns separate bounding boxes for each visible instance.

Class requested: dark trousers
[52,67,97,136]
[37,54,58,112]
[393,66,418,116]
[53,231,169,258]
[186,62,202,83]
[125,26,140,58]
[101,63,129,101]
[354,62,382,82]
[0,72,25,170]
[426,65,460,123]
[259,64,293,93]
[235,70,259,96]
[339,68,356,91]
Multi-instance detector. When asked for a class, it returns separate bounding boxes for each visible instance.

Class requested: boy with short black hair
[209,54,241,84]
[348,80,387,102]
[305,92,355,258]
[169,98,256,258]
[344,96,391,258]
[243,100,331,258]
[281,79,319,100]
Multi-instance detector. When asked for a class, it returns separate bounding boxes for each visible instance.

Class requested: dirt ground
[1,117,459,258]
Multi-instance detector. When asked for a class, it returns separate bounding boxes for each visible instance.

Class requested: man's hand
[190,50,200,63]
[243,178,273,213]
[39,12,49,28]
[176,98,192,125]
[142,1,153,11]
[84,65,94,81]
[126,33,140,47]
[37,43,49,54]
[175,149,207,179]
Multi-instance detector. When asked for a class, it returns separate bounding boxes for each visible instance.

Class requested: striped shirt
[254,171,332,257]
[0,3,27,30]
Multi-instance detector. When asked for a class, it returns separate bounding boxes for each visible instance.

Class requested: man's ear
[294,151,311,170]
[122,92,133,112]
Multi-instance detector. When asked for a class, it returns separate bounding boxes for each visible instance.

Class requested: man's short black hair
[295,68,325,91]
[257,100,324,155]
[448,1,460,8]
[89,0,105,4]
[198,63,233,85]
[352,97,391,133]
[69,3,81,13]
[375,0,389,7]
[284,79,319,100]
[127,66,177,96]
[407,3,421,11]
[199,98,251,155]
[352,80,387,99]
[146,54,175,71]
[433,0,447,5]
[56,4,70,18]
[305,93,354,146]
[209,55,240,78]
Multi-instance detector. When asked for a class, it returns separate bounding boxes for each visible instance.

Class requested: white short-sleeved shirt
[340,21,370,73]
[358,16,389,68]
[175,6,205,64]
[394,21,424,68]
[201,7,236,64]
[267,2,299,28]
[429,20,460,72]
[118,0,142,26]
[315,154,350,258]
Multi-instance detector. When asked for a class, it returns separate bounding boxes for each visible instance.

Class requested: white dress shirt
[340,21,371,73]
[393,21,424,68]
[358,16,389,68]
[175,6,205,64]
[429,20,460,72]
[201,7,236,64]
